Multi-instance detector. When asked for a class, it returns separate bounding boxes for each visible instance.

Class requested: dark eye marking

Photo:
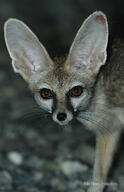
[39,88,53,99]
[68,86,84,97]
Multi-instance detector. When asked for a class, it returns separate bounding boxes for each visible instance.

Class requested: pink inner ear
[77,44,95,69]
[15,46,44,74]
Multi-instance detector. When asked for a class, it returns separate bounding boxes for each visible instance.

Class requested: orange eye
[39,88,53,99]
[70,86,83,97]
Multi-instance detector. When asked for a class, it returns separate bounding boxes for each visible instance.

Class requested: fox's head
[4,11,108,126]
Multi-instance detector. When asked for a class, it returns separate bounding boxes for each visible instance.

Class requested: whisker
[20,110,51,122]
[78,102,110,112]
[79,114,113,135]
[77,100,115,134]
[91,102,110,109]
[78,103,112,120]
[81,116,106,134]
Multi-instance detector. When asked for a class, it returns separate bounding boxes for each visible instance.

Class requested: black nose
[57,113,67,121]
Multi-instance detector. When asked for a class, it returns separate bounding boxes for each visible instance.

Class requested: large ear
[66,11,108,76]
[4,19,53,82]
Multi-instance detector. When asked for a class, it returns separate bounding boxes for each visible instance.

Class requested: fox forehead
[30,66,74,90]
[30,63,93,94]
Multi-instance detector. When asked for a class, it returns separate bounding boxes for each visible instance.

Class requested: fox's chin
[53,119,72,126]
[57,121,69,126]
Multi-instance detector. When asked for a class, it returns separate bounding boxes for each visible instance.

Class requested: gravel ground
[0,53,124,192]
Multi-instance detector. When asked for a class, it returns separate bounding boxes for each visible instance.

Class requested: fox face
[4,11,108,126]
[30,65,93,125]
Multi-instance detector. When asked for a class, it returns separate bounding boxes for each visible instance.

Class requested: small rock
[25,156,44,168]
[13,172,31,186]
[77,144,95,165]
[8,151,23,165]
[33,172,43,182]
[118,174,124,189]
[17,186,41,192]
[107,181,118,192]
[68,180,85,189]
[51,178,66,191]
[60,160,88,176]
[0,171,12,188]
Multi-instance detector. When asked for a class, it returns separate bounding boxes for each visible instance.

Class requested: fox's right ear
[4,19,53,82]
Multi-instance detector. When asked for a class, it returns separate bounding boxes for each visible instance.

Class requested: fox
[4,11,124,192]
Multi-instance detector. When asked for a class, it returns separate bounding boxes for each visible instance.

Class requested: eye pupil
[39,88,52,99]
[70,86,83,97]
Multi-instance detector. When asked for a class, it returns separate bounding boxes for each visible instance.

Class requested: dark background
[0,0,124,56]
[0,1,124,192]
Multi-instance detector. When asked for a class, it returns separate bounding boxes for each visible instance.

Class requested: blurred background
[0,0,124,192]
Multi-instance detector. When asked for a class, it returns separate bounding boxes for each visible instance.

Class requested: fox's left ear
[66,11,108,75]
